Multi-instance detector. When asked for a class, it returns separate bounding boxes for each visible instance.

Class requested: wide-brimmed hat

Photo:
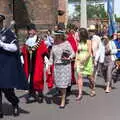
[52,30,65,35]
[0,14,5,22]
[88,25,96,32]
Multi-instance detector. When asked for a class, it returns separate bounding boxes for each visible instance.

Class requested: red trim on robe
[21,41,54,91]
[33,40,49,91]
[21,45,29,80]
[46,65,54,89]
[67,33,78,84]
[67,33,78,53]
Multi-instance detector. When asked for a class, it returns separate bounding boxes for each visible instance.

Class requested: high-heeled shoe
[105,88,111,93]
[59,105,65,109]
[105,90,110,93]
[105,87,111,93]
[90,90,96,97]
[76,95,83,101]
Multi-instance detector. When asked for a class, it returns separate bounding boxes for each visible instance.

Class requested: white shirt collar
[25,35,37,47]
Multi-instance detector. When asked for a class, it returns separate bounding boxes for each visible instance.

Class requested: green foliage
[66,23,76,29]
[73,4,108,19]
[69,0,103,3]
[115,15,120,22]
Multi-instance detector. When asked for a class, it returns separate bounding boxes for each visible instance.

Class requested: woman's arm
[87,39,92,56]
[48,48,54,74]
[67,42,75,59]
[48,48,54,65]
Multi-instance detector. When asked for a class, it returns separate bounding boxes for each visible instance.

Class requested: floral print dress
[49,41,75,88]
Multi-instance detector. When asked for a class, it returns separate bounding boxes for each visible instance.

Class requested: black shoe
[26,94,37,104]
[26,97,34,104]
[36,92,44,103]
[45,97,52,104]
[67,86,71,93]
[36,97,43,103]
[26,97,31,104]
[13,105,19,117]
[66,86,72,96]
[59,105,65,109]
[0,113,3,118]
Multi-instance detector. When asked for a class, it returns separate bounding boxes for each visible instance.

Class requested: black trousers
[0,88,19,113]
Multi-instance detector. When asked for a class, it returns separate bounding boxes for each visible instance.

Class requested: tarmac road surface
[2,76,120,120]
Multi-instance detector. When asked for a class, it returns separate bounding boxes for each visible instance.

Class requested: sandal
[90,90,96,97]
[105,87,111,93]
[76,95,83,101]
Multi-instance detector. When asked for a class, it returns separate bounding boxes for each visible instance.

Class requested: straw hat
[88,25,96,31]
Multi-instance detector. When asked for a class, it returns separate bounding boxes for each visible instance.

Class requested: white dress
[49,41,75,88]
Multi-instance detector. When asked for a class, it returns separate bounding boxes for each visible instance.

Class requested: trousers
[0,88,19,113]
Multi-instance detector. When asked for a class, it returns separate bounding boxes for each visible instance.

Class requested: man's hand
[47,66,51,75]
[61,56,71,61]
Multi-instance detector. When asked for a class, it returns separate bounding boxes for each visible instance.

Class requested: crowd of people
[0,14,120,118]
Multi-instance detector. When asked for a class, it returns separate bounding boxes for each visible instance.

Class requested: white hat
[88,25,96,31]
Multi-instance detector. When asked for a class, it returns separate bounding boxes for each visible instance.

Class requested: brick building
[0,0,13,27]
[0,0,68,43]
[0,0,68,29]
[58,0,68,26]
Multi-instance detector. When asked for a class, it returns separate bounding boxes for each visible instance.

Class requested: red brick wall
[14,0,58,29]
[0,0,13,27]
[58,0,68,25]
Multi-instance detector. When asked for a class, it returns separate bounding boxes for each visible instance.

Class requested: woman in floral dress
[48,31,75,108]
[75,28,95,100]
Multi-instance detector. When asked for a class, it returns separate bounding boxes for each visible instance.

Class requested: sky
[68,0,120,17]
[113,0,120,17]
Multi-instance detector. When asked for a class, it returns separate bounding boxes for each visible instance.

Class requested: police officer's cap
[0,14,5,22]
[27,23,36,30]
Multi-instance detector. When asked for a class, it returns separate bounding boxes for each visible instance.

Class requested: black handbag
[61,49,71,64]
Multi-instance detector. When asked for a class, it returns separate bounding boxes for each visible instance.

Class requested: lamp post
[80,0,87,28]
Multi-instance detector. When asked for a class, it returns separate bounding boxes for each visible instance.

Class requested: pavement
[2,76,120,120]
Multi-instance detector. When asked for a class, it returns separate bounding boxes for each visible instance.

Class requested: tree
[69,0,104,2]
[72,4,107,19]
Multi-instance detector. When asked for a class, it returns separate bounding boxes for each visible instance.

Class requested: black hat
[0,14,5,22]
[27,23,36,30]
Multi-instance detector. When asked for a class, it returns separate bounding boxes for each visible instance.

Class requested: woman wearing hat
[48,31,75,108]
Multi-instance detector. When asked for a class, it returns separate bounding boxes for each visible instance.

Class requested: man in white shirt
[88,25,101,57]
[88,25,102,77]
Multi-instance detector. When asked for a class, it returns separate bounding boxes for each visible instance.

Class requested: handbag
[61,49,71,64]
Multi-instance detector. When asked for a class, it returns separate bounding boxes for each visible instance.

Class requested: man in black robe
[0,14,28,118]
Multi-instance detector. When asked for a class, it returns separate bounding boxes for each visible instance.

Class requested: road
[2,76,120,120]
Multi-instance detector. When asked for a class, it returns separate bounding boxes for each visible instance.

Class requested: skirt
[76,57,93,76]
[54,63,71,88]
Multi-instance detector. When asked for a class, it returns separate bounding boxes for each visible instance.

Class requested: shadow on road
[2,103,30,116]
